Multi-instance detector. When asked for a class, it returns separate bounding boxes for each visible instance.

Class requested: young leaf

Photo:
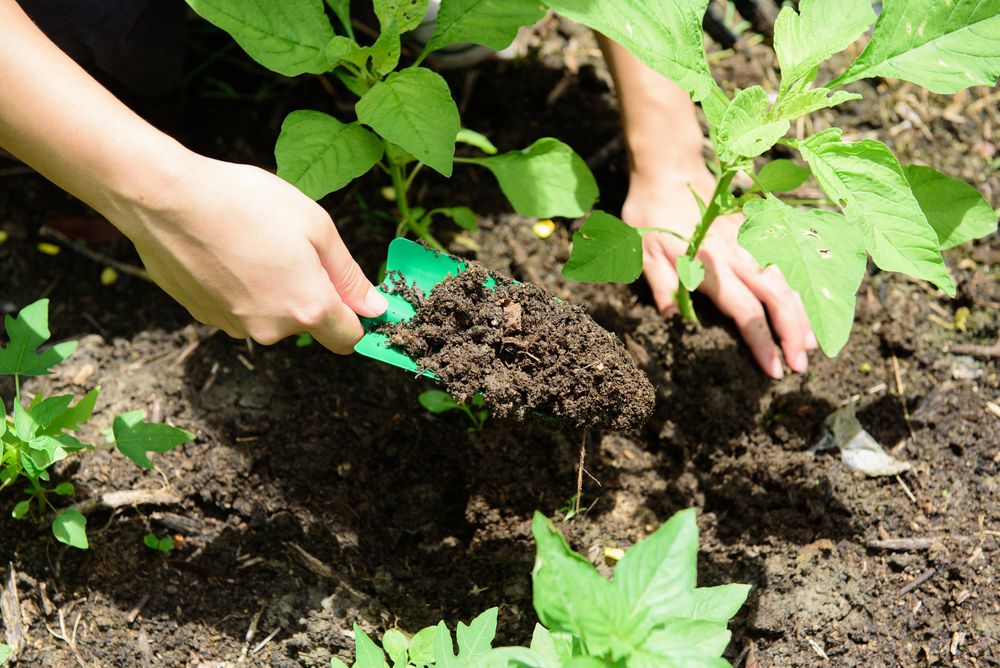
[457,128,498,155]
[718,86,789,158]
[423,0,546,54]
[28,394,74,429]
[13,400,39,442]
[0,299,77,378]
[688,584,752,623]
[276,110,384,200]
[433,621,460,667]
[771,88,861,122]
[52,508,88,549]
[408,626,437,665]
[113,410,194,470]
[739,197,867,356]
[185,0,336,77]
[438,207,479,232]
[751,159,810,193]
[419,390,462,414]
[43,386,100,434]
[562,211,643,284]
[374,0,429,33]
[356,67,460,177]
[381,628,409,664]
[353,625,388,668]
[903,165,998,250]
[638,620,734,661]
[794,133,955,296]
[54,481,75,496]
[370,19,403,76]
[526,625,564,668]
[773,0,876,91]
[830,0,1000,94]
[530,512,614,655]
[456,608,498,659]
[464,139,598,218]
[676,256,705,292]
[541,0,728,125]
[324,0,353,37]
[11,500,30,519]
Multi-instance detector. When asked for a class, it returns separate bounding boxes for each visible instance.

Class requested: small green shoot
[144,532,175,553]
[418,390,489,432]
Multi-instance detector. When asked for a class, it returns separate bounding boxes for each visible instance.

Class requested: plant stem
[676,169,737,322]
[386,142,413,237]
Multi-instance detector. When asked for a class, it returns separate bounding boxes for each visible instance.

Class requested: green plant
[329,508,748,667]
[185,0,599,251]
[418,389,489,432]
[0,643,11,666]
[557,0,999,357]
[144,532,176,553]
[0,299,194,549]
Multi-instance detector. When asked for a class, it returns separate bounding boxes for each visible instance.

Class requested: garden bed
[1,19,998,668]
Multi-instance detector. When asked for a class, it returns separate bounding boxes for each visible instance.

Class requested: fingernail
[365,286,388,315]
[806,331,819,350]
[769,359,784,379]
[793,351,809,373]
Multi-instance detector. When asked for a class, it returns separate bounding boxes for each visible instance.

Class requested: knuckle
[289,299,328,330]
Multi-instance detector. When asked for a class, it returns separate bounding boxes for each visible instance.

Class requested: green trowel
[354,237,468,377]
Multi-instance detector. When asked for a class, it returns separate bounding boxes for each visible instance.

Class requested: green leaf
[465,138,598,218]
[424,0,545,53]
[718,86,789,158]
[381,629,409,663]
[794,133,955,295]
[54,481,75,496]
[676,257,704,292]
[457,608,497,659]
[28,394,74,429]
[541,0,728,125]
[457,128,498,155]
[0,643,11,665]
[903,165,998,250]
[143,533,159,550]
[43,387,100,434]
[13,400,39,441]
[408,626,437,665]
[353,625,388,668]
[52,508,88,549]
[370,20,403,76]
[330,660,350,668]
[530,512,614,655]
[375,0,429,33]
[751,159,811,193]
[739,197,867,356]
[0,299,77,378]
[276,111,384,200]
[688,584,752,623]
[526,625,563,668]
[639,620,734,660]
[356,67,459,177]
[831,0,1000,94]
[773,0,876,91]
[771,87,861,122]
[113,410,194,470]
[185,0,336,77]
[433,621,460,667]
[324,0,353,36]
[438,207,479,232]
[12,499,30,519]
[419,390,462,414]
[562,211,643,284]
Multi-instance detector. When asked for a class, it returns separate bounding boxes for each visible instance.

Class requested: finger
[702,263,784,379]
[307,287,366,355]
[313,223,387,318]
[642,238,681,316]
[735,263,811,373]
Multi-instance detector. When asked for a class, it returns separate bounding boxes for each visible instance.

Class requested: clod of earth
[383,262,655,430]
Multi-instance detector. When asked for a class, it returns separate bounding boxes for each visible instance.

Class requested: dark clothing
[17,0,186,97]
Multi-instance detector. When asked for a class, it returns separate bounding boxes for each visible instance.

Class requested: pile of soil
[385,262,655,431]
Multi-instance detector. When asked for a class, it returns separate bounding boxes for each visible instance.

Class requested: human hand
[622,171,817,378]
[113,154,387,353]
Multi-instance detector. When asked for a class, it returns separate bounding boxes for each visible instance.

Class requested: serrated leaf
[751,159,811,193]
[276,111,383,200]
[356,67,459,177]
[52,508,88,549]
[424,0,545,53]
[530,512,614,655]
[457,608,497,659]
[562,211,642,284]
[113,410,194,470]
[719,87,789,158]
[185,0,336,77]
[676,256,705,292]
[771,87,861,122]
[419,390,462,414]
[739,197,867,356]
[353,625,387,668]
[904,165,998,250]
[831,0,1000,93]
[457,128,498,155]
[774,0,875,91]
[375,0,429,33]
[794,134,955,295]
[0,299,77,378]
[541,0,727,125]
[464,138,598,218]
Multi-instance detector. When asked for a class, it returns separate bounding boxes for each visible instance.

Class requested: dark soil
[1,13,998,668]
[385,261,655,431]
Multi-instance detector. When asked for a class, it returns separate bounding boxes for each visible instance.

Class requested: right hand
[114,154,387,353]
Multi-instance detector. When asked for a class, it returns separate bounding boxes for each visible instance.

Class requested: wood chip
[867,537,937,551]
[2,564,26,657]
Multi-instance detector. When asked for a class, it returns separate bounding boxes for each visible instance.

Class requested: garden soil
[1,16,998,668]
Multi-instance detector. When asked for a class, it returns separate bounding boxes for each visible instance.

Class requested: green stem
[387,142,413,237]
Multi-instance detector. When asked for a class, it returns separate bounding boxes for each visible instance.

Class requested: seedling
[144,532,176,554]
[0,644,10,666]
[186,0,600,250]
[556,0,999,358]
[329,508,748,667]
[0,299,194,549]
[418,390,489,432]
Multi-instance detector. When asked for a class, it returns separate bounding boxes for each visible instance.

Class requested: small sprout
[54,482,75,496]
[144,533,175,553]
[954,307,970,332]
[100,267,118,286]
[418,390,489,432]
[859,362,873,374]
[533,219,556,239]
[36,242,60,256]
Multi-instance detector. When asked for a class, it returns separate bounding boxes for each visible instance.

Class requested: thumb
[314,225,388,319]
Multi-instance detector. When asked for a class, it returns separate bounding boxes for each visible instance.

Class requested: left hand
[622,171,817,379]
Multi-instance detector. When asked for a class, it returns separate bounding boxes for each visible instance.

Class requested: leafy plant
[0,643,10,666]
[329,508,748,667]
[0,299,194,549]
[418,389,489,432]
[144,532,176,553]
[555,0,999,357]
[186,0,599,250]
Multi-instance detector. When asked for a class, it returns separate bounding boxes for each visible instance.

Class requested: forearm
[0,0,192,233]
[596,35,712,190]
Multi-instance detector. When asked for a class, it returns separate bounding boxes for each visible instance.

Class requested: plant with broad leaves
[418,389,489,432]
[329,508,748,667]
[556,0,998,357]
[0,299,194,549]
[186,0,599,251]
